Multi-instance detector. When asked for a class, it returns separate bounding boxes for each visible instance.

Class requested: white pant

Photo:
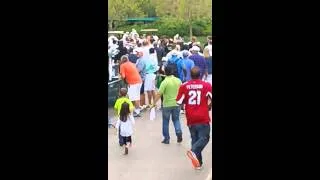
[144,73,156,91]
[128,83,142,101]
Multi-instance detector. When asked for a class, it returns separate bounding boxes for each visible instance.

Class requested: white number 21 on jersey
[188,90,201,105]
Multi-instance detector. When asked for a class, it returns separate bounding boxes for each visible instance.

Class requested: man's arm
[152,80,166,106]
[136,59,144,73]
[153,92,162,107]
[130,115,135,125]
[119,64,125,80]
[176,85,185,105]
[206,84,213,110]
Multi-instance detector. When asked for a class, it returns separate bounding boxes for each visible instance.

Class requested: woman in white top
[115,102,135,155]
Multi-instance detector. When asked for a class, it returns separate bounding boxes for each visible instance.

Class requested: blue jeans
[162,106,182,140]
[189,124,211,166]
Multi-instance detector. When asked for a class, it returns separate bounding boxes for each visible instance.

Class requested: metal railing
[107,78,122,85]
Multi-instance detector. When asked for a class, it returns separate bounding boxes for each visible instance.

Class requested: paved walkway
[108,105,212,180]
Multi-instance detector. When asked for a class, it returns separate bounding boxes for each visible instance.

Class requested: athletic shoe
[180,110,185,114]
[195,166,203,170]
[161,139,169,144]
[186,150,200,168]
[124,147,128,155]
[140,105,147,111]
[177,135,183,143]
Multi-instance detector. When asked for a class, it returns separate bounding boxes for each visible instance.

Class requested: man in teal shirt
[153,65,182,144]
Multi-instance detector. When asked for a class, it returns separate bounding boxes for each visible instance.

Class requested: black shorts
[140,82,144,94]
[119,135,132,146]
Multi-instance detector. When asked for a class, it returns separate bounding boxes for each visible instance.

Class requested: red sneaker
[186,150,200,168]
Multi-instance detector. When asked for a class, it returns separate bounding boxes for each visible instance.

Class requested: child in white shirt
[115,102,135,155]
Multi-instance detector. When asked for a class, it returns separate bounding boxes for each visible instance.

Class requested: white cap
[190,46,200,52]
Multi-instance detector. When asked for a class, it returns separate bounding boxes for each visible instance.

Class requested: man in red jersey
[176,66,212,170]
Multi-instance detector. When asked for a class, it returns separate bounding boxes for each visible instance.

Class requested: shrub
[116,17,212,37]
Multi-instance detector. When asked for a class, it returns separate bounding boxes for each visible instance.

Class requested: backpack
[166,55,179,78]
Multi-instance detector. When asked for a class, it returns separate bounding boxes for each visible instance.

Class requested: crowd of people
[108,29,213,170]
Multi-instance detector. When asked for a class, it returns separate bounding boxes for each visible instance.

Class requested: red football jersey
[176,79,212,126]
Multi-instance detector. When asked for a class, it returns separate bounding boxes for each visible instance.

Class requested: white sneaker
[195,166,203,170]
[140,105,147,109]
[180,110,185,114]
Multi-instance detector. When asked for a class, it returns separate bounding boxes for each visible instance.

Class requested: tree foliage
[108,0,145,21]
[108,0,212,36]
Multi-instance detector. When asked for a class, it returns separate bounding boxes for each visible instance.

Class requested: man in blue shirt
[135,50,147,114]
[189,46,208,80]
[182,50,195,82]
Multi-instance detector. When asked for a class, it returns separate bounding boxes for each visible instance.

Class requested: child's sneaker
[124,147,128,155]
[186,150,200,168]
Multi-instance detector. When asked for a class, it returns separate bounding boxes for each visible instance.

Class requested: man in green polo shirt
[153,65,182,144]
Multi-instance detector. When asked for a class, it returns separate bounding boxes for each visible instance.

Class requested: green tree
[108,0,145,30]
[155,0,212,39]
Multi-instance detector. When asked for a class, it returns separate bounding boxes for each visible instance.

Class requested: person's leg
[140,82,145,107]
[134,100,140,111]
[189,125,198,147]
[130,83,141,116]
[124,136,129,155]
[145,74,156,106]
[162,107,171,143]
[127,136,132,147]
[171,106,183,142]
[152,90,156,104]
[191,124,210,166]
[119,130,124,146]
[187,125,200,168]
[147,91,152,105]
[151,74,157,105]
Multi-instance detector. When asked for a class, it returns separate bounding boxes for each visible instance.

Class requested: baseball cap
[190,46,200,52]
[182,50,190,57]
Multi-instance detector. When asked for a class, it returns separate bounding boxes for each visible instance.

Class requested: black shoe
[177,135,183,143]
[124,147,128,155]
[161,139,170,144]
